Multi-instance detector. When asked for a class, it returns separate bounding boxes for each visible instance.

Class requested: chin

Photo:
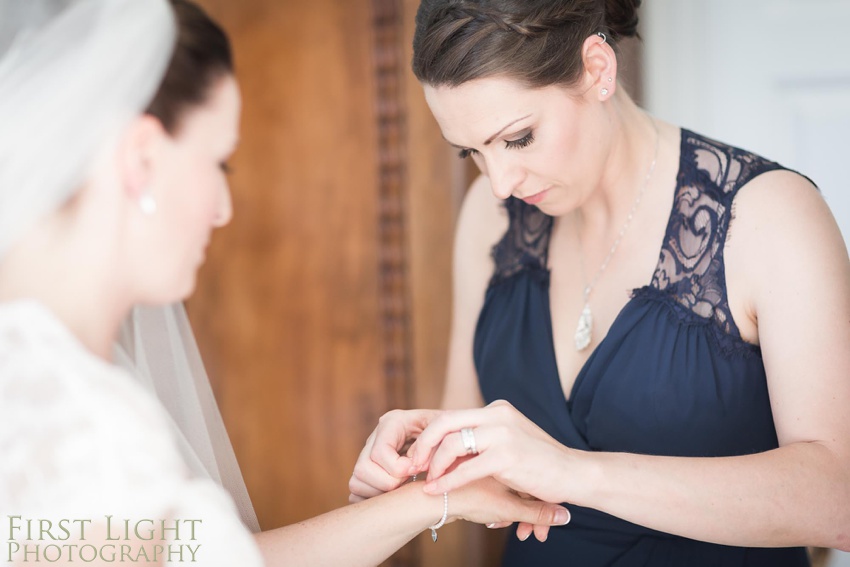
[534,202,567,217]
[177,276,198,301]
[160,273,198,304]
[534,194,581,217]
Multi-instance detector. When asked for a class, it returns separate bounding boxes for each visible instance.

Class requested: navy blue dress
[473,130,810,566]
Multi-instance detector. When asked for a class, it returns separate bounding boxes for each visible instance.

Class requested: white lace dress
[0,301,263,566]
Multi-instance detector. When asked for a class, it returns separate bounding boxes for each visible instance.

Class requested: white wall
[643,0,850,248]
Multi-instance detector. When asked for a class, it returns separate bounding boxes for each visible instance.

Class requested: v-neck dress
[473,130,810,566]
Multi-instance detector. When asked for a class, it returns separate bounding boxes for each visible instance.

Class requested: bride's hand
[447,477,570,542]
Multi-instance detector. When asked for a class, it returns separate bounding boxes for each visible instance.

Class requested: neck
[0,222,131,361]
[576,92,659,240]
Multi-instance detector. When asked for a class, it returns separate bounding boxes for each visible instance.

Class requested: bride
[0,1,569,565]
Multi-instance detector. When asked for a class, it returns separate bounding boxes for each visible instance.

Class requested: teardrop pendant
[574,303,593,351]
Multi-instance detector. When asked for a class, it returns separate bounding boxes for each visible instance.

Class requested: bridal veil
[0,0,259,533]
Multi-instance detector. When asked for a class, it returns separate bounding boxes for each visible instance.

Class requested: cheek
[538,122,589,179]
[178,156,221,214]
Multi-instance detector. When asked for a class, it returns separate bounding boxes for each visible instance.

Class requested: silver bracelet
[428,492,448,542]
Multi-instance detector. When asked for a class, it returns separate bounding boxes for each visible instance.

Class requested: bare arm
[414,171,850,549]
[441,174,506,410]
[256,478,569,567]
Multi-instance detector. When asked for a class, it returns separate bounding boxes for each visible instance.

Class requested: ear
[580,33,618,101]
[116,114,168,199]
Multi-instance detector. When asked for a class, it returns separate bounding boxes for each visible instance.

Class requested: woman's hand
[349,409,442,502]
[410,400,577,505]
[447,477,570,542]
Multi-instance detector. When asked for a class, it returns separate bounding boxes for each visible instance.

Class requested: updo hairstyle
[412,0,641,88]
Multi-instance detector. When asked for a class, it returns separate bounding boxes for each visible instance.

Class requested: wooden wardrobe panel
[183,0,517,564]
[187,0,389,530]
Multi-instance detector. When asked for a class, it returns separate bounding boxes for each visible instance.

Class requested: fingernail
[423,482,439,494]
[486,523,496,529]
[519,531,530,542]
[555,508,570,525]
[407,465,418,475]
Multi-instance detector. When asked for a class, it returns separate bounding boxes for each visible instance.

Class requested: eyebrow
[484,114,531,145]
[444,114,532,149]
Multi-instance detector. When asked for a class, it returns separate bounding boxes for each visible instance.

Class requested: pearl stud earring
[139,193,157,215]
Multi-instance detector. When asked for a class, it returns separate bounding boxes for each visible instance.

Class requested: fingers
[515,502,569,542]
[350,433,409,498]
[513,498,570,528]
[370,441,414,479]
[425,430,468,481]
[515,522,532,541]
[424,424,503,482]
[533,523,551,542]
[369,417,416,478]
[350,409,442,499]
[409,401,519,471]
[348,470,400,500]
[409,408,489,468]
[485,521,513,529]
[423,451,500,495]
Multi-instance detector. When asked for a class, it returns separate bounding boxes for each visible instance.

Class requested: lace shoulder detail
[651,130,784,341]
[489,197,554,286]
[0,302,263,566]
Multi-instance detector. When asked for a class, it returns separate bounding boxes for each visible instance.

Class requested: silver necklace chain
[574,117,660,351]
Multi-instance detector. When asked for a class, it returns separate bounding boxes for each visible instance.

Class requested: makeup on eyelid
[457,131,535,159]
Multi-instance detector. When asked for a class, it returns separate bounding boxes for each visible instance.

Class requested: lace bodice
[651,131,782,339]
[0,301,263,566]
[489,129,783,350]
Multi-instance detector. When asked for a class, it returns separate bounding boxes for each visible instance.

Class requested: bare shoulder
[729,169,846,270]
[727,168,849,336]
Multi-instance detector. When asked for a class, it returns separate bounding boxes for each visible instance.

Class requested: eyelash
[506,132,535,150]
[457,132,535,159]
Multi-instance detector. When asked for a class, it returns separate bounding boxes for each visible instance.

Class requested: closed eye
[505,132,534,150]
[457,130,534,159]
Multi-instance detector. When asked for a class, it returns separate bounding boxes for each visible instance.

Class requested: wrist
[399,478,452,531]
[561,446,603,507]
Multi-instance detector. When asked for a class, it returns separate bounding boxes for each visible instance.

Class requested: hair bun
[605,0,641,42]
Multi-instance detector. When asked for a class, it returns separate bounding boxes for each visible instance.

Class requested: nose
[213,180,233,227]
[485,157,524,201]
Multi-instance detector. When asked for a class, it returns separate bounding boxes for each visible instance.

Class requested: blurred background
[186,1,849,566]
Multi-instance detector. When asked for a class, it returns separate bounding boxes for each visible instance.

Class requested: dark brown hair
[412,0,641,88]
[145,0,233,134]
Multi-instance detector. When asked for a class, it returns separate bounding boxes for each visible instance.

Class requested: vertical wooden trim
[373,1,419,566]
[373,0,415,413]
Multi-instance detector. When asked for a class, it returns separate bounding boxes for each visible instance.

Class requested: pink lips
[521,188,549,205]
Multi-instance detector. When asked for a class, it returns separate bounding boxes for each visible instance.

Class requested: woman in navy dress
[349,0,850,565]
